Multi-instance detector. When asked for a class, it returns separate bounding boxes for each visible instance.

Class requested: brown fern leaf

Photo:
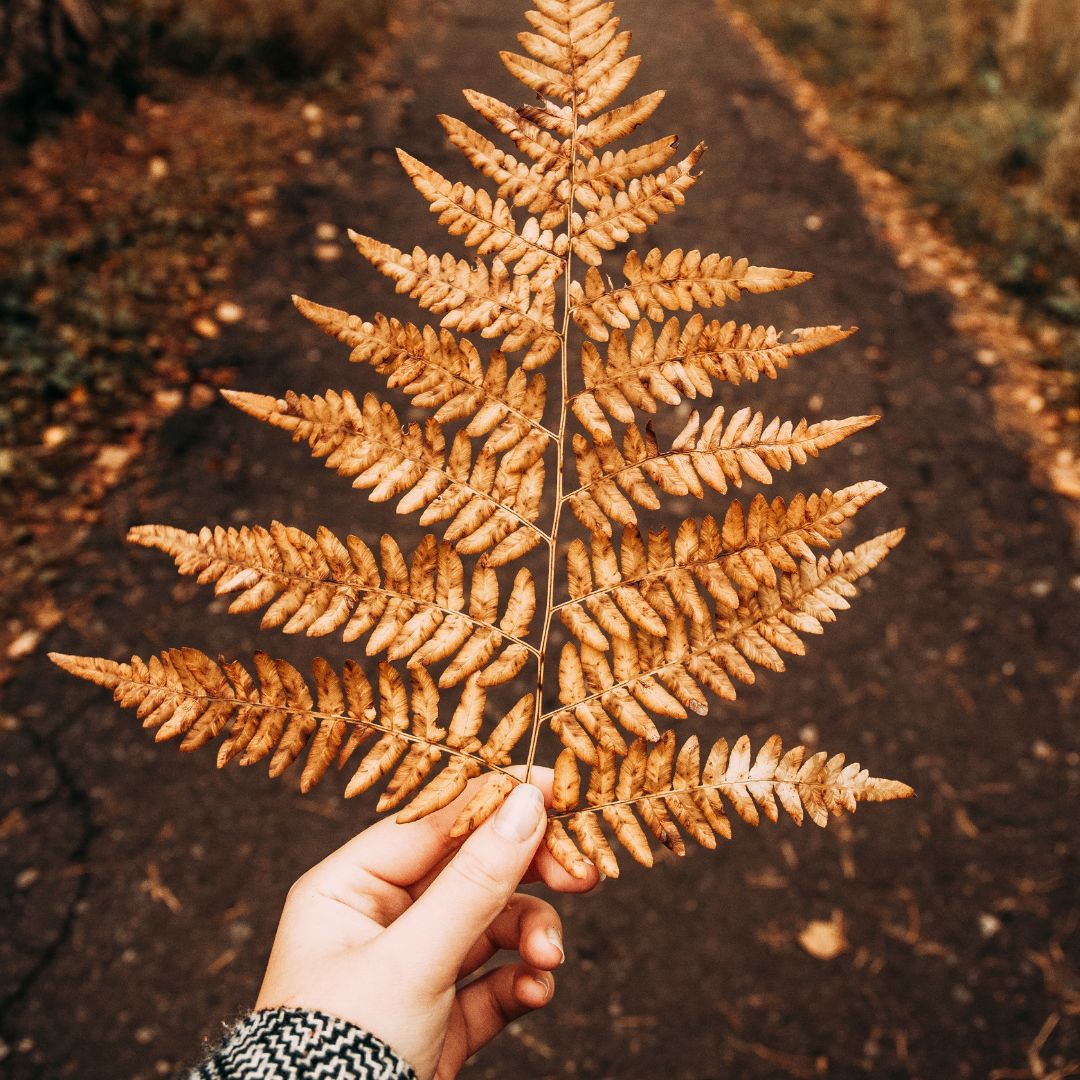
[127,525,536,688]
[397,150,568,277]
[550,531,905,748]
[221,389,547,566]
[571,248,813,340]
[570,144,705,265]
[503,0,640,117]
[573,136,681,200]
[558,482,885,647]
[546,731,914,877]
[437,114,679,231]
[48,648,535,812]
[577,89,666,149]
[568,407,879,532]
[578,319,857,422]
[462,89,571,176]
[438,113,566,223]
[292,298,551,436]
[349,233,561,369]
[51,0,913,883]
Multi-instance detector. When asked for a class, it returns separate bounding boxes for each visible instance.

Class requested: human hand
[256,769,599,1079]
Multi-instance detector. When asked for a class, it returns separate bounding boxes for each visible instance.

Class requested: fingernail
[493,784,545,842]
[532,972,553,1000]
[546,926,565,965]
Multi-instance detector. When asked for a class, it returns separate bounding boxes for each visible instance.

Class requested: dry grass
[733,0,1080,432]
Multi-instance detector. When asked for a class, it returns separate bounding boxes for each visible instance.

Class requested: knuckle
[286,872,317,904]
[518,893,557,927]
[486,973,516,1024]
[447,847,510,903]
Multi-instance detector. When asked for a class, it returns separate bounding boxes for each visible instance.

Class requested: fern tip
[48,651,126,689]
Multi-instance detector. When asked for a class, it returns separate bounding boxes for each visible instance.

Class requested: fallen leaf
[798,911,848,960]
[188,384,217,409]
[42,425,68,447]
[7,629,41,660]
[192,316,220,339]
[215,301,244,324]
[94,445,135,474]
[144,861,182,914]
[153,389,185,414]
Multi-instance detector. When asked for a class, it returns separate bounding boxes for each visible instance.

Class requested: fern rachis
[52,0,913,880]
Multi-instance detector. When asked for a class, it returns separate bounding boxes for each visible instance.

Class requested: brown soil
[2,1,1078,1077]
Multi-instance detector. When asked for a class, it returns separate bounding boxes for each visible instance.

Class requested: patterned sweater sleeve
[188,1008,419,1080]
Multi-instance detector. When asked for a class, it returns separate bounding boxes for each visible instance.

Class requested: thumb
[385,782,548,987]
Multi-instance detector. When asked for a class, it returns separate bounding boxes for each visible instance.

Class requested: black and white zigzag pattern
[190,1008,418,1080]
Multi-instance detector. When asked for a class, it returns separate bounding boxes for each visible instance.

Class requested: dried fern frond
[222,388,547,567]
[557,483,887,647]
[53,0,913,886]
[349,234,561,369]
[127,525,536,687]
[292,298,552,437]
[567,408,880,531]
[570,248,814,340]
[547,531,904,749]
[546,732,914,877]
[576,319,856,421]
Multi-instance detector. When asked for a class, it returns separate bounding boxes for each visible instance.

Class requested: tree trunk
[0,0,121,141]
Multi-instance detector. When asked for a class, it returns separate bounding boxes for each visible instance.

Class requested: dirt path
[3,1,1079,1077]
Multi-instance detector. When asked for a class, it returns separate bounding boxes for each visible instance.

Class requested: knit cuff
[189,1007,418,1080]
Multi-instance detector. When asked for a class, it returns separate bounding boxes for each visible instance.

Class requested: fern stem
[547,776,836,821]
[548,546,766,613]
[107,677,520,781]
[561,442,789,500]
[524,101,581,785]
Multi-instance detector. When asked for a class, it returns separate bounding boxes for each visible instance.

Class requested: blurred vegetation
[0,0,388,648]
[734,0,1080,422]
[123,0,390,82]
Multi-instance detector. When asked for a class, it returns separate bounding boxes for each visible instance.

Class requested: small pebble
[1031,739,1054,761]
[153,389,184,414]
[15,868,40,890]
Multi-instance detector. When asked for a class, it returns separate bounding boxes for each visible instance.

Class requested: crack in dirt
[0,720,96,1031]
